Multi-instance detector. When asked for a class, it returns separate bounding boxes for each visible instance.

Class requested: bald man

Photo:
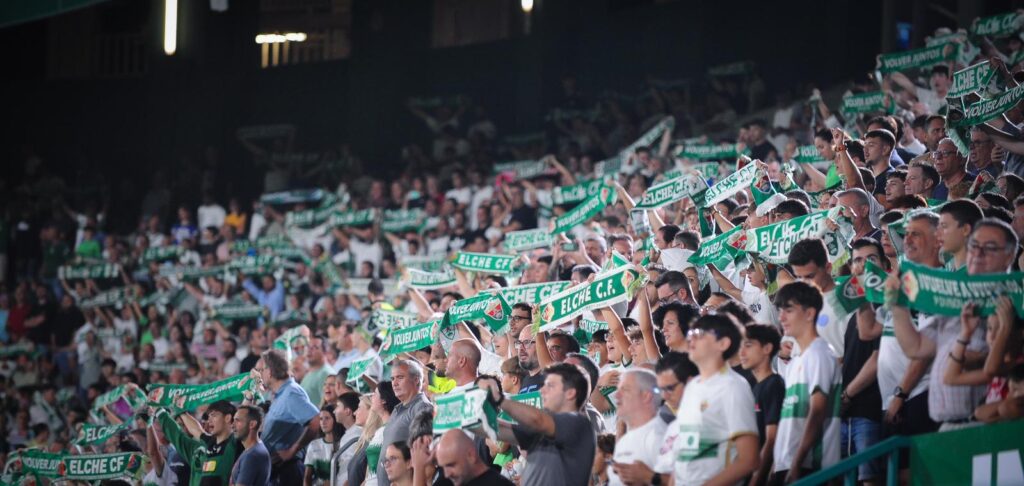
[445,339,482,393]
[435,430,513,486]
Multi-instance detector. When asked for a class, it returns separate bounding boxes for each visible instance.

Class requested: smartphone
[560,242,578,252]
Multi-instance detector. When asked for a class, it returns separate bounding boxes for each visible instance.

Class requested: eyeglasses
[700,304,719,314]
[931,150,956,159]
[383,456,403,466]
[967,241,1011,256]
[514,339,536,349]
[659,382,682,394]
[510,315,532,322]
[686,328,718,341]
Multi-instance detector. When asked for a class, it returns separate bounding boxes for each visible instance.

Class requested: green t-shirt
[76,239,102,259]
[157,410,241,486]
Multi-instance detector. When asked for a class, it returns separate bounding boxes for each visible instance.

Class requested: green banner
[534,265,643,333]
[480,281,571,306]
[840,91,893,115]
[744,208,855,265]
[634,174,709,210]
[677,143,746,161]
[79,287,134,309]
[702,162,759,208]
[406,268,457,290]
[910,420,1024,486]
[148,373,256,410]
[61,453,143,481]
[971,11,1024,37]
[329,209,377,228]
[17,449,63,478]
[794,145,827,164]
[877,43,958,74]
[0,342,35,358]
[73,423,131,446]
[58,263,120,280]
[503,229,555,252]
[893,260,1024,317]
[432,388,498,441]
[551,185,617,235]
[382,209,425,233]
[498,391,543,423]
[371,309,421,330]
[400,255,448,273]
[950,83,1024,128]
[443,292,511,335]
[578,318,609,343]
[949,61,996,99]
[493,159,549,180]
[209,303,266,321]
[227,255,280,275]
[91,385,147,418]
[285,205,336,228]
[687,225,746,269]
[139,246,184,265]
[162,264,227,282]
[260,189,322,205]
[272,325,310,362]
[380,320,435,360]
[451,251,523,275]
[552,179,606,205]
[345,356,377,391]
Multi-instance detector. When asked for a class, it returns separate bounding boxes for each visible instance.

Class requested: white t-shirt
[198,204,227,230]
[304,437,336,486]
[609,416,669,486]
[445,187,472,206]
[348,238,383,273]
[774,338,841,473]
[656,368,757,486]
[875,307,928,410]
[469,186,494,230]
[817,290,847,359]
[741,279,779,327]
[915,86,946,115]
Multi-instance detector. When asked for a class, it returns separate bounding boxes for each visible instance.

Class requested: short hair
[774,281,824,321]
[674,231,701,251]
[548,332,581,354]
[590,329,609,344]
[971,218,1019,250]
[500,357,527,382]
[542,362,591,409]
[815,128,834,143]
[867,116,898,135]
[693,314,742,360]
[851,237,885,260]
[261,349,290,380]
[911,114,929,130]
[393,359,424,385]
[607,233,634,250]
[865,129,896,150]
[837,188,872,208]
[775,199,809,217]
[785,190,812,208]
[744,324,782,357]
[1008,363,1024,383]
[930,65,950,77]
[236,404,264,431]
[655,351,699,383]
[846,139,865,162]
[652,302,699,336]
[788,238,828,268]
[717,301,755,326]
[565,352,599,393]
[337,392,361,413]
[939,199,984,229]
[911,163,940,189]
[983,207,1013,224]
[890,194,927,209]
[890,168,908,182]
[926,114,946,128]
[659,224,681,243]
[716,198,739,215]
[389,440,412,461]
[206,400,236,417]
[908,210,940,228]
[881,210,905,225]
[512,302,534,315]
[571,264,600,280]
[655,271,692,300]
[584,236,608,252]
[622,368,658,397]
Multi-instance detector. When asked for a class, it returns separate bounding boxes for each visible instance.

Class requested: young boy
[740,323,785,486]
[657,314,759,486]
[772,281,841,485]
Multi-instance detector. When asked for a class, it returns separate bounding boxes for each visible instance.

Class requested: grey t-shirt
[376,394,433,485]
[512,412,596,486]
[230,440,271,486]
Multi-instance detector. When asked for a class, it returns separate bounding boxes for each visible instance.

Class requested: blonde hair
[354,396,383,452]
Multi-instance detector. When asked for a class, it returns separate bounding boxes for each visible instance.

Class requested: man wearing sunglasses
[931,138,975,201]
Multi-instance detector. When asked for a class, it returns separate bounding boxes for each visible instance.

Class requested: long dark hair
[319,403,345,448]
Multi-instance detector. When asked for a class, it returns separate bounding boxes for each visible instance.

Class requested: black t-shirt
[842,312,882,421]
[509,205,538,230]
[240,354,260,374]
[732,365,757,388]
[519,372,545,394]
[465,468,514,486]
[27,301,57,345]
[872,166,892,197]
[749,140,777,162]
[52,307,84,347]
[752,374,785,446]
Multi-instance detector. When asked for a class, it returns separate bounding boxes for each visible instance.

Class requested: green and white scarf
[208,303,266,321]
[794,145,827,164]
[551,179,606,206]
[972,11,1024,37]
[380,320,435,361]
[433,388,499,442]
[382,209,425,233]
[634,174,709,210]
[534,264,644,333]
[949,83,1024,128]
[551,185,616,234]
[687,225,746,270]
[74,423,131,447]
[401,254,449,273]
[371,309,421,330]
[61,452,144,481]
[165,265,227,282]
[618,116,675,160]
[139,246,184,265]
[285,205,336,228]
[480,281,571,306]
[406,268,457,290]
[891,260,1024,316]
[329,209,377,228]
[503,229,555,252]
[58,263,120,280]
[16,449,64,478]
[148,373,256,410]
[273,325,309,362]
[702,162,759,208]
[442,292,512,335]
[451,252,523,275]
[227,255,280,275]
[677,143,746,161]
[259,188,323,205]
[498,391,543,423]
[79,287,134,310]
[840,91,893,116]
[876,42,958,74]
[493,160,549,180]
[949,61,996,99]
[744,208,855,265]
[345,357,377,392]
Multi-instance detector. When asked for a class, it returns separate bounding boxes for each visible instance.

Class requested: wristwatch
[650,472,662,485]
[893,386,909,400]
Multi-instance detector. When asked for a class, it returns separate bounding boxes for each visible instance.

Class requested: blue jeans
[841,417,882,480]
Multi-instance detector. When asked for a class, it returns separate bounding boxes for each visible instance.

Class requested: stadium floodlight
[255,33,308,44]
[164,0,177,55]
[521,0,533,13]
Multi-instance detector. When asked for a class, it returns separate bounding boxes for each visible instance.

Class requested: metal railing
[794,436,912,486]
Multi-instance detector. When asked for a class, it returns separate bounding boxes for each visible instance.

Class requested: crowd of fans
[3,10,1024,486]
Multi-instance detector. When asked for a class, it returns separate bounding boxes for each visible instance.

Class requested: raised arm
[600,306,633,367]
[885,273,935,360]
[635,291,661,361]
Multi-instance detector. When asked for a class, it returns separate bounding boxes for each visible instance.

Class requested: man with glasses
[515,325,545,393]
[772,281,841,484]
[968,128,1003,177]
[654,315,758,486]
[888,218,1020,431]
[931,138,975,201]
[653,271,696,310]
